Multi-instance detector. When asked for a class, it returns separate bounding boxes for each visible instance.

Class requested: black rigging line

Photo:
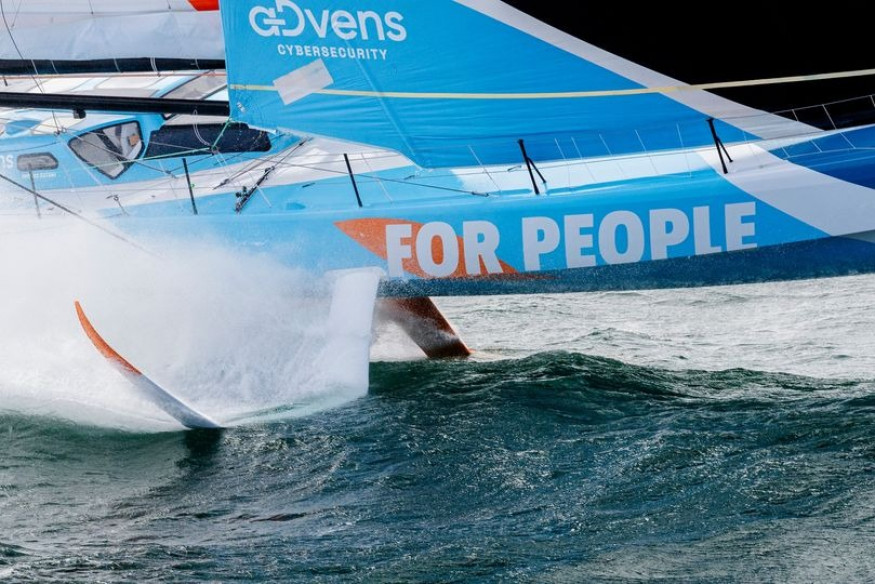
[233,142,307,212]
[270,159,491,197]
[0,171,155,255]
[0,92,230,117]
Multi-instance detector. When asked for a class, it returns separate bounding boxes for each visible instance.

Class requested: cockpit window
[144,123,272,159]
[68,121,143,179]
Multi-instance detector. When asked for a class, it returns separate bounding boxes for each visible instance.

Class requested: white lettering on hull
[385,203,757,278]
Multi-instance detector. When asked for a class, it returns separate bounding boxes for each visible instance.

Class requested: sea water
[2,217,875,582]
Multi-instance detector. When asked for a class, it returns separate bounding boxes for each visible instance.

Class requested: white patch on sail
[274,59,334,105]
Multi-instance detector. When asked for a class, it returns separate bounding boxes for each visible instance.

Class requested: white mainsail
[0,0,222,71]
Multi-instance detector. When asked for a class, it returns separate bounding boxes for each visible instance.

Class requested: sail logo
[249,1,407,42]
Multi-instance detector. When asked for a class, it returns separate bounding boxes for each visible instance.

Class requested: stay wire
[0,171,156,256]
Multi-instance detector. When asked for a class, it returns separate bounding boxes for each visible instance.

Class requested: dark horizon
[503,2,875,114]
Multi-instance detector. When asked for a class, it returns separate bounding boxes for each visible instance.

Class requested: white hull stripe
[699,144,875,237]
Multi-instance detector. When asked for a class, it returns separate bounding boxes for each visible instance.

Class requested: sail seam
[230,67,875,101]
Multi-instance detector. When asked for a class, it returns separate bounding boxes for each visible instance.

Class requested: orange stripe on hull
[336,218,517,279]
[74,301,141,376]
[188,0,219,11]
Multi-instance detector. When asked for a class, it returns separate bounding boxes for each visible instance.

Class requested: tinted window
[68,121,143,179]
[17,152,58,172]
[144,123,272,159]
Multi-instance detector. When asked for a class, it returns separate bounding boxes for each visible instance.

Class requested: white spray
[0,216,381,431]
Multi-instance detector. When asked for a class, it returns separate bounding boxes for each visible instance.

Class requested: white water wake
[0,217,380,431]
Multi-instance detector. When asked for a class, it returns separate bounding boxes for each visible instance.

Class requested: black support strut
[707,118,733,175]
[344,153,364,208]
[518,139,546,195]
[182,158,199,216]
[0,91,230,117]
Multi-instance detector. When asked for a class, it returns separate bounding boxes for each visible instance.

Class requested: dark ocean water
[3,350,875,582]
[3,226,875,582]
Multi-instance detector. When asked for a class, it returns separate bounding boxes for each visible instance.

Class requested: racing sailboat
[3,1,875,426]
[4,0,875,293]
